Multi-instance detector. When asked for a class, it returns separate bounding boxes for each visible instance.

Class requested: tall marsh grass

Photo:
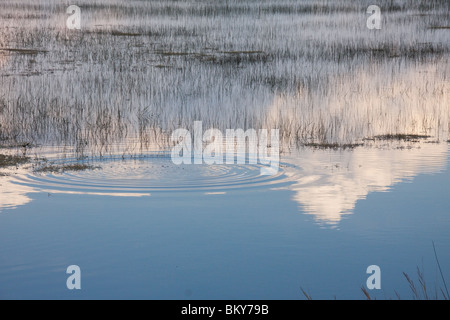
[0,0,448,157]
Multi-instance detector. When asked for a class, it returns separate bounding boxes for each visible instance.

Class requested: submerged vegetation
[301,142,363,150]
[371,134,432,141]
[0,154,29,168]
[0,151,98,173]
[34,164,101,173]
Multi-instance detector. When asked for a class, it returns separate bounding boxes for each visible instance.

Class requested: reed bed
[0,0,448,157]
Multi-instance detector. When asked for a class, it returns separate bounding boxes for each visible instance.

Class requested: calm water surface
[0,143,449,299]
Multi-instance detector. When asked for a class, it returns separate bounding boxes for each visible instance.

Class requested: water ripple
[11,156,289,196]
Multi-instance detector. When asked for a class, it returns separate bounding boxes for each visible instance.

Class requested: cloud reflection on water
[283,143,449,226]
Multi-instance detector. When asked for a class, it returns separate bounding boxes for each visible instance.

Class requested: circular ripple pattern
[12,157,288,195]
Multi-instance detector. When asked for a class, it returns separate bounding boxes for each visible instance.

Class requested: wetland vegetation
[0,0,448,159]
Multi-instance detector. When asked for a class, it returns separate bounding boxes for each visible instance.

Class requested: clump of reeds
[0,154,30,168]
[373,134,432,141]
[302,242,449,300]
[34,164,101,173]
[400,262,448,300]
[301,142,363,150]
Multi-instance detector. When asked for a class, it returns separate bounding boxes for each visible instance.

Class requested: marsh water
[0,0,449,299]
